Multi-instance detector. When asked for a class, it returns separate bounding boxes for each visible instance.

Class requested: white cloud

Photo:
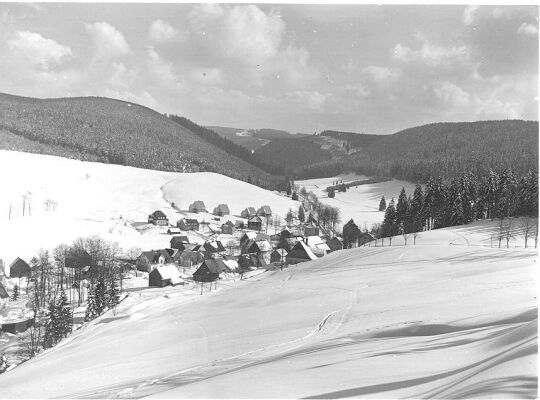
[517,22,538,36]
[85,22,130,61]
[462,5,479,25]
[149,19,181,43]
[7,30,72,69]
[392,37,469,67]
[146,47,178,87]
[108,62,137,88]
[363,66,401,83]
[344,83,370,98]
[433,81,470,106]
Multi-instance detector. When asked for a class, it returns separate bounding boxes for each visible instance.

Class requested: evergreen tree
[382,199,398,243]
[328,188,335,198]
[378,196,386,211]
[12,284,19,301]
[396,187,409,230]
[57,290,72,338]
[94,276,107,315]
[291,192,298,201]
[298,206,305,223]
[410,184,424,232]
[285,209,294,225]
[84,284,98,322]
[105,274,120,309]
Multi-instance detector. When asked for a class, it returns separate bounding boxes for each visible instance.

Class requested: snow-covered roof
[290,241,318,260]
[153,265,183,285]
[222,259,239,270]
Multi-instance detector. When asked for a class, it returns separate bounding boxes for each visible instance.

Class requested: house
[238,253,267,270]
[240,207,257,218]
[305,236,331,256]
[189,200,207,213]
[257,205,272,217]
[178,219,200,231]
[327,237,343,252]
[213,204,230,216]
[241,239,273,255]
[221,220,234,235]
[178,248,204,268]
[193,259,232,282]
[148,210,169,226]
[286,241,318,264]
[280,228,292,239]
[65,249,94,270]
[279,237,302,252]
[304,223,320,237]
[166,228,182,235]
[342,219,361,248]
[149,265,183,287]
[248,216,263,231]
[240,231,257,247]
[270,249,288,263]
[170,235,190,250]
[9,258,31,278]
[136,250,174,273]
[235,220,245,229]
[358,231,376,246]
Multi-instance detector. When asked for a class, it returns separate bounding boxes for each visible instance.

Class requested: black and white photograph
[0,2,537,398]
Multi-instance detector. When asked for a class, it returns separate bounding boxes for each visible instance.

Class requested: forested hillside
[319,130,382,151]
[297,121,538,182]
[0,93,282,189]
[208,126,296,151]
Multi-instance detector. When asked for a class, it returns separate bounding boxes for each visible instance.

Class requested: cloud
[108,62,137,88]
[517,22,538,36]
[433,81,470,106]
[149,19,181,43]
[7,30,72,69]
[392,36,469,67]
[462,5,479,25]
[146,47,178,87]
[85,22,130,61]
[285,91,327,110]
[363,66,401,83]
[344,83,370,98]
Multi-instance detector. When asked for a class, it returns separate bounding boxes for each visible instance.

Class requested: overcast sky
[0,3,537,134]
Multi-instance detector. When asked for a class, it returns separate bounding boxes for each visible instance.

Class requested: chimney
[303,236,308,245]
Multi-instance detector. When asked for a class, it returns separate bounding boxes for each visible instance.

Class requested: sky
[0,3,538,134]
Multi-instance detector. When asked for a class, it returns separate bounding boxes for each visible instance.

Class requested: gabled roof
[255,240,273,252]
[170,235,189,245]
[139,249,173,264]
[289,241,318,261]
[241,207,257,216]
[257,205,272,215]
[0,282,8,299]
[248,216,262,223]
[151,265,183,285]
[149,210,167,219]
[305,236,330,251]
[222,259,239,271]
[9,257,32,277]
[200,259,232,274]
[189,200,207,212]
[222,220,234,227]
[271,248,288,257]
[213,204,230,214]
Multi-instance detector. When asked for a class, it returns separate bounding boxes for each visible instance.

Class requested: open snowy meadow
[0,220,536,398]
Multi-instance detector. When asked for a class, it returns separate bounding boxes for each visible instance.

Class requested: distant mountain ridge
[0,92,283,189]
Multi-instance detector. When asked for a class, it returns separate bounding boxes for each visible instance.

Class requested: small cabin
[257,205,272,218]
[213,204,230,216]
[241,207,257,218]
[189,201,207,213]
[148,210,169,226]
[170,235,190,250]
[286,241,318,265]
[241,239,272,255]
[248,216,263,231]
[193,259,231,282]
[9,258,31,278]
[238,253,267,270]
[270,249,288,263]
[178,219,200,231]
[149,265,183,287]
[221,220,234,235]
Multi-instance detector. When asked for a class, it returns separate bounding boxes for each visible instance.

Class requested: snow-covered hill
[0,224,536,398]
[0,150,300,267]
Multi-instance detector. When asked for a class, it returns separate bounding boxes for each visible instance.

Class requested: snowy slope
[0,225,535,398]
[0,150,300,267]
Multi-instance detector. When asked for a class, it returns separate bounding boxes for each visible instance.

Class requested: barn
[327,237,344,252]
[136,250,174,273]
[286,241,318,264]
[221,220,234,235]
[189,201,207,213]
[213,204,230,216]
[193,259,231,282]
[148,265,183,287]
[240,207,257,218]
[9,258,31,278]
[148,210,169,226]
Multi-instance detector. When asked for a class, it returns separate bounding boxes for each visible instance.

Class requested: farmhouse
[327,237,344,252]
[136,250,174,273]
[248,216,263,231]
[178,248,204,268]
[305,236,331,256]
[9,258,31,278]
[239,253,267,270]
[241,239,273,255]
[193,259,232,282]
[170,235,190,250]
[148,210,169,226]
[221,220,234,235]
[189,200,207,213]
[213,204,230,216]
[178,219,200,231]
[148,265,183,287]
[270,248,288,263]
[286,241,318,264]
[240,207,257,218]
[257,205,272,217]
